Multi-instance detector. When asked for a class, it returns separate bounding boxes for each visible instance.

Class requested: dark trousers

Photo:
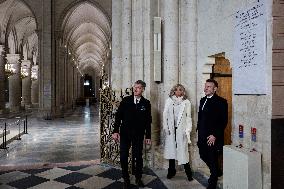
[198,143,219,189]
[120,134,144,181]
[168,159,192,176]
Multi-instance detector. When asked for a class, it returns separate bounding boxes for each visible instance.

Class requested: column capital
[21,60,32,68]
[6,54,21,64]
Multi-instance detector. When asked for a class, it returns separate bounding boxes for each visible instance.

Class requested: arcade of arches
[0,0,283,189]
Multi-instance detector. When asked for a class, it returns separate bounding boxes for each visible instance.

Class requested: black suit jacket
[113,95,152,139]
[197,94,228,149]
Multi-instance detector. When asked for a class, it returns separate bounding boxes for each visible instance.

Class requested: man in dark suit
[197,79,228,189]
[112,80,152,189]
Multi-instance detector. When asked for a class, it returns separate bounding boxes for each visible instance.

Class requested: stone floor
[0,105,207,189]
[0,106,100,165]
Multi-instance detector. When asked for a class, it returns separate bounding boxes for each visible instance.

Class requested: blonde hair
[169,84,188,100]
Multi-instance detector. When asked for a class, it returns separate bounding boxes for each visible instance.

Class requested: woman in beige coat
[163,84,193,181]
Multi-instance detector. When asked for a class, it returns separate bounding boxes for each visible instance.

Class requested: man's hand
[145,139,151,145]
[207,135,216,146]
[112,133,120,142]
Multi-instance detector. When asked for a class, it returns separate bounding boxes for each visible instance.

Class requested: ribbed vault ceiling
[62,2,111,76]
[0,0,38,60]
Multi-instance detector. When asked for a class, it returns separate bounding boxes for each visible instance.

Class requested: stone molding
[6,54,20,64]
[0,45,5,56]
[21,60,32,68]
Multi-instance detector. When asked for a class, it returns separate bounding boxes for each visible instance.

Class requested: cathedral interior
[0,0,283,189]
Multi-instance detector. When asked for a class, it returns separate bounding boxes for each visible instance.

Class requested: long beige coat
[163,98,192,165]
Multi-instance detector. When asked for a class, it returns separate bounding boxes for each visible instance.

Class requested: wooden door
[211,57,232,145]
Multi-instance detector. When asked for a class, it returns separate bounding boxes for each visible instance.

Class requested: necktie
[201,98,208,111]
[136,98,139,104]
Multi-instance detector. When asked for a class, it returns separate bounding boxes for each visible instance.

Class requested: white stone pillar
[163,0,179,99]
[122,0,132,89]
[132,0,144,82]
[111,0,122,92]
[21,60,32,107]
[6,54,21,112]
[31,65,39,106]
[180,0,198,169]
[0,45,5,111]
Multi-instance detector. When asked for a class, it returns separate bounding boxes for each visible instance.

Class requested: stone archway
[0,0,39,112]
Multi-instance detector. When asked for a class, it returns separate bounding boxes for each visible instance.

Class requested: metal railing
[0,115,28,149]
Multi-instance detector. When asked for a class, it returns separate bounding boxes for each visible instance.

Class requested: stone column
[31,65,39,106]
[6,54,21,112]
[132,0,144,82]
[180,0,198,169]
[0,45,5,111]
[21,60,32,107]
[163,0,179,99]
[111,0,122,91]
[122,0,132,89]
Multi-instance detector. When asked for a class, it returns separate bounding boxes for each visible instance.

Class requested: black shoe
[135,178,145,187]
[123,180,130,189]
[184,163,193,181]
[207,184,217,189]
[167,169,176,179]
[187,175,194,181]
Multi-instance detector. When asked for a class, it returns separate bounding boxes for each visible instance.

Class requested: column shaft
[21,60,32,107]
[163,0,179,99]
[0,45,5,111]
[6,54,21,112]
[122,0,132,89]
[31,65,39,105]
[111,0,122,91]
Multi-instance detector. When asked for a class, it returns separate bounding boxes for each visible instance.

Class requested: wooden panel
[273,36,284,49]
[272,86,284,117]
[273,1,284,17]
[213,58,232,145]
[272,69,284,83]
[273,2,284,118]
[273,19,284,35]
[272,52,284,66]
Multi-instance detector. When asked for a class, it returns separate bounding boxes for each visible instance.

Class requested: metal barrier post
[1,122,8,149]
[16,117,21,140]
[25,115,28,134]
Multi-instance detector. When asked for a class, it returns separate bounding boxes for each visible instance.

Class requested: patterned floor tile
[35,167,73,180]
[0,184,17,189]
[75,176,115,189]
[141,174,158,185]
[96,168,122,180]
[146,178,168,189]
[99,181,123,189]
[21,168,53,175]
[54,172,92,185]
[65,186,83,189]
[28,180,70,189]
[7,175,49,189]
[59,165,91,171]
[77,165,111,176]
[0,171,30,184]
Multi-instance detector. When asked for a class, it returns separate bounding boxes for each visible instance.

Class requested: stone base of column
[21,102,32,109]
[38,109,53,120]
[52,106,64,118]
[32,103,39,108]
[9,106,21,112]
